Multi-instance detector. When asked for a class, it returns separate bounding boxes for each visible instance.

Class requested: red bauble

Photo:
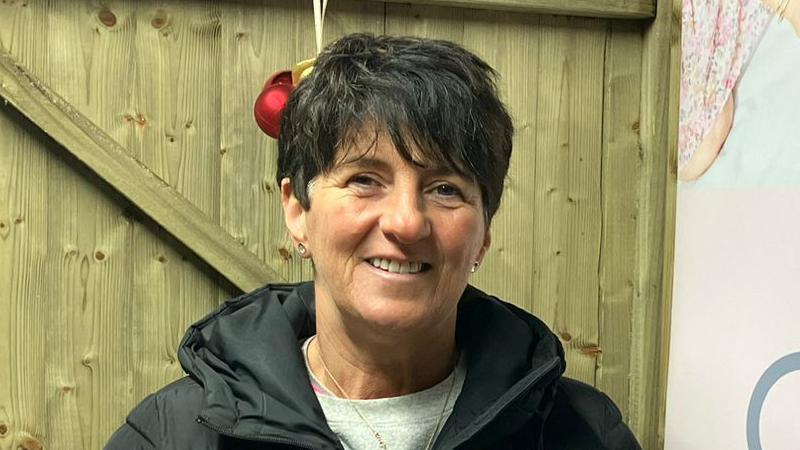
[254,70,294,139]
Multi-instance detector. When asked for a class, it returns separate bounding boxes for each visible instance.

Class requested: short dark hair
[276,33,513,221]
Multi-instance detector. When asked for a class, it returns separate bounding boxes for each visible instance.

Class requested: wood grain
[366,0,654,19]
[0,2,51,448]
[123,2,232,436]
[597,19,643,423]
[0,2,272,448]
[0,46,280,293]
[43,6,106,448]
[632,0,679,447]
[529,15,607,385]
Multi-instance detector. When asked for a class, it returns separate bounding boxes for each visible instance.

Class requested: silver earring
[471,261,479,273]
[297,243,307,256]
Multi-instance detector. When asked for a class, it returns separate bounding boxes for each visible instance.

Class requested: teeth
[368,258,424,274]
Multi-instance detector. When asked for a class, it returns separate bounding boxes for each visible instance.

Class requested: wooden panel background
[0,0,676,449]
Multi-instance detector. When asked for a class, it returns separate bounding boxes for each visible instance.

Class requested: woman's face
[282,132,491,335]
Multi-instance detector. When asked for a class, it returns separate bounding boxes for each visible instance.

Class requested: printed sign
[666,5,800,449]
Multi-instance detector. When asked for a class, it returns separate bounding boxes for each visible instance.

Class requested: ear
[281,178,308,246]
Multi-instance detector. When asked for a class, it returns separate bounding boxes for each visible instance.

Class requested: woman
[106,34,639,450]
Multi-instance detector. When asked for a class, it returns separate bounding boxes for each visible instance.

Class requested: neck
[309,314,458,400]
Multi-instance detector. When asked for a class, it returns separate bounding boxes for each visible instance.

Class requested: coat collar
[178,282,565,448]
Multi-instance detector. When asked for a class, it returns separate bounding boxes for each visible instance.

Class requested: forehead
[333,128,466,178]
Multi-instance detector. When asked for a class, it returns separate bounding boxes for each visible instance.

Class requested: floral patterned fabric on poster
[679,0,771,170]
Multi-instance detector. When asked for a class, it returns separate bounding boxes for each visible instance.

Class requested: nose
[379,187,431,244]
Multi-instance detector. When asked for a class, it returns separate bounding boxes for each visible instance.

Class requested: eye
[347,174,381,190]
[433,183,463,199]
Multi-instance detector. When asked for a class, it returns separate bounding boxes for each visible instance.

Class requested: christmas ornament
[254,0,326,140]
[253,70,294,138]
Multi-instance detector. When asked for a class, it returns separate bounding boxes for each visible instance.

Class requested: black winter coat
[105,283,641,450]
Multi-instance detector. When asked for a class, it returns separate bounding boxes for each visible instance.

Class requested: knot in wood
[98,8,117,27]
[151,9,170,29]
[19,436,43,450]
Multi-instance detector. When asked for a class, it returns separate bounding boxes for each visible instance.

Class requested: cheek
[307,199,373,254]
[438,212,486,266]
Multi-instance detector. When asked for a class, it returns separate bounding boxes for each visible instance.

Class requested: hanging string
[313,0,329,54]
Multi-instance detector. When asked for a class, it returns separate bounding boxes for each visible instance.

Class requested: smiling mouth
[366,258,431,274]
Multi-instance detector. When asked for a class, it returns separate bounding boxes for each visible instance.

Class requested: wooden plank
[220,0,384,284]
[528,15,607,386]
[368,0,654,19]
[48,5,176,447]
[596,20,643,423]
[0,47,281,293]
[631,0,679,447]
[41,6,107,448]
[117,1,231,442]
[0,2,51,448]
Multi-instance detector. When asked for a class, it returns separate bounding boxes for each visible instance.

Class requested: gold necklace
[309,336,457,450]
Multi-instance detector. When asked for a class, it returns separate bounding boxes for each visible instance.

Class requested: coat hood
[177,282,565,448]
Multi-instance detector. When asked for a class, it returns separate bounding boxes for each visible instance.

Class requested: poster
[665,2,800,449]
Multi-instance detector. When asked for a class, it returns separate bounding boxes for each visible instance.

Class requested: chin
[352,298,440,335]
